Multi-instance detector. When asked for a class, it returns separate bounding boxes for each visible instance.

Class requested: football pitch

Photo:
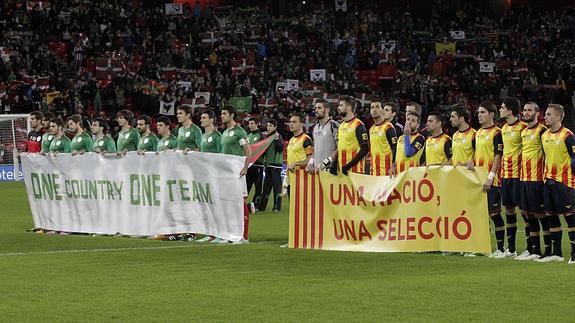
[0,182,573,322]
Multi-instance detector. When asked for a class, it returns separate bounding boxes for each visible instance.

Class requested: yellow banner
[289,166,491,253]
[435,42,456,56]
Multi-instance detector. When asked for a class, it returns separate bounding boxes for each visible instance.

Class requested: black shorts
[501,178,521,207]
[519,181,544,215]
[487,186,501,215]
[543,179,575,215]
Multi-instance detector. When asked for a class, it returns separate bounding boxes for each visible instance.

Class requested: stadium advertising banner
[20,152,246,241]
[289,167,491,253]
[0,164,23,182]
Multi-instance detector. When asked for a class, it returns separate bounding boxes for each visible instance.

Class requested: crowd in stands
[0,0,574,141]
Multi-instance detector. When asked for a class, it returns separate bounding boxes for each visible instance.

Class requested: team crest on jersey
[164,141,169,146]
[56,140,61,145]
[144,138,149,144]
[462,138,467,144]
[36,136,41,142]
[229,131,234,136]
[99,141,104,146]
[125,134,130,139]
[208,137,213,143]
[48,135,53,140]
[185,132,191,137]
[77,137,83,142]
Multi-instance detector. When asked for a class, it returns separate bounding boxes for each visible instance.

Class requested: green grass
[0,182,573,322]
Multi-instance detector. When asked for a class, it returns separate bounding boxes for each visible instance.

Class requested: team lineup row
[21,97,575,262]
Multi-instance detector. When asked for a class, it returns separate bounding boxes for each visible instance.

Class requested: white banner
[159,100,175,116]
[450,30,465,40]
[194,91,211,105]
[165,3,183,15]
[479,62,495,73]
[21,152,246,241]
[309,69,326,82]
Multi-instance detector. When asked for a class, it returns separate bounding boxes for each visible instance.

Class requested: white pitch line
[0,241,286,257]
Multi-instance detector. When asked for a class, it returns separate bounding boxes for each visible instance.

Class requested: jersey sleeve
[238,129,249,146]
[303,137,313,156]
[444,137,452,159]
[107,138,117,153]
[565,134,575,158]
[493,132,503,156]
[355,124,369,146]
[133,130,141,147]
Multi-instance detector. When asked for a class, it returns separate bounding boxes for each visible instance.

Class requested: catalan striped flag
[289,169,324,249]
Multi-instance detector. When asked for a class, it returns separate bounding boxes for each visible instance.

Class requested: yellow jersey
[369,121,397,176]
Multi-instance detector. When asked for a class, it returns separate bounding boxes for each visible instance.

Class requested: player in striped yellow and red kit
[516,102,548,260]
[499,97,528,258]
[471,101,507,257]
[330,96,369,176]
[369,100,397,176]
[538,104,575,264]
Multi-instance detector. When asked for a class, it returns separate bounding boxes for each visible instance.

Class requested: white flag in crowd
[335,0,347,12]
[450,31,466,40]
[276,82,288,92]
[194,92,211,105]
[159,100,175,116]
[165,3,183,15]
[286,79,300,91]
[380,40,397,54]
[479,62,495,73]
[177,81,192,90]
[309,69,326,82]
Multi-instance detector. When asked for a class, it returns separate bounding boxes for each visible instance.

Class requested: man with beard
[516,102,548,261]
[330,96,369,175]
[306,99,339,173]
[136,115,158,153]
[391,111,425,175]
[369,99,397,175]
[450,106,475,167]
[92,118,116,153]
[67,114,93,155]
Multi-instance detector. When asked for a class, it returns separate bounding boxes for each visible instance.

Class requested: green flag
[229,96,253,113]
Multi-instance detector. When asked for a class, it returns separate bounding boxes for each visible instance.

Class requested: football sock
[527,217,541,256]
[540,217,552,257]
[491,213,506,252]
[548,215,562,257]
[521,214,531,253]
[506,213,517,253]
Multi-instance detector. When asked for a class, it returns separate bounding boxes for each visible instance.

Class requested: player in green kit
[91,118,116,153]
[221,106,252,243]
[156,116,177,152]
[136,115,158,154]
[200,110,222,153]
[67,114,93,155]
[176,105,202,152]
[116,109,140,154]
[48,118,71,154]
[41,112,55,153]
